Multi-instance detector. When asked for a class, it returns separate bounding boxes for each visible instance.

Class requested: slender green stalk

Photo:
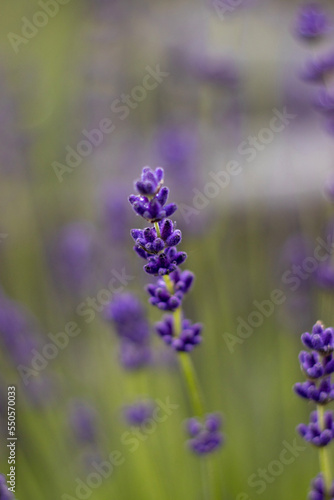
[178,352,205,417]
[161,270,216,499]
[317,405,332,493]
[155,222,217,499]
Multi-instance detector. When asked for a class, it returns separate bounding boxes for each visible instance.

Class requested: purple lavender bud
[69,400,98,445]
[131,229,143,240]
[298,410,334,446]
[301,322,334,354]
[145,269,194,311]
[0,475,14,500]
[294,378,334,404]
[186,414,224,455]
[166,229,182,247]
[309,474,334,499]
[187,418,202,437]
[131,220,182,259]
[205,413,222,433]
[160,219,173,240]
[144,247,187,276]
[129,195,177,223]
[299,351,324,378]
[156,315,202,352]
[294,3,330,41]
[134,245,148,259]
[134,167,164,197]
[165,203,178,218]
[104,293,150,344]
[146,282,182,311]
[123,400,154,426]
[156,186,169,206]
[119,340,151,371]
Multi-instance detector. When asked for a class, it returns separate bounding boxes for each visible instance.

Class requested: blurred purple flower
[104,293,150,344]
[294,3,330,41]
[119,340,152,371]
[123,400,154,426]
[0,474,14,500]
[69,400,99,446]
[54,222,96,295]
[186,413,223,455]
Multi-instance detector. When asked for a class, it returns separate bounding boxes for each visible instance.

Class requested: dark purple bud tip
[134,166,164,197]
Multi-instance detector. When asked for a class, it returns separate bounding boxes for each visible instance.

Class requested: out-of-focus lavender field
[1,1,334,499]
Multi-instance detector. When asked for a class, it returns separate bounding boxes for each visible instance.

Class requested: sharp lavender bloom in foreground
[128,167,201,351]
[295,321,334,496]
[128,166,223,460]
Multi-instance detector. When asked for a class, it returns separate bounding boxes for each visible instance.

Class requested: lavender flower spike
[128,166,223,469]
[295,321,334,497]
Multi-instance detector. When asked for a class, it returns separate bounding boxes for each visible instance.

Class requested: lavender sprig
[128,167,206,358]
[128,167,223,499]
[294,321,334,495]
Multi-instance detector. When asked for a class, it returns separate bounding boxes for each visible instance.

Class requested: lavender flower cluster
[127,166,223,455]
[295,321,334,497]
[129,167,202,352]
[186,414,223,455]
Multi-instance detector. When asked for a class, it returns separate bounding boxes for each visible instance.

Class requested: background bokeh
[1,0,334,499]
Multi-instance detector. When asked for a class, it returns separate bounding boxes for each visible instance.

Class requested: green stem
[317,405,332,494]
[161,256,216,499]
[179,352,205,417]
[154,221,161,238]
